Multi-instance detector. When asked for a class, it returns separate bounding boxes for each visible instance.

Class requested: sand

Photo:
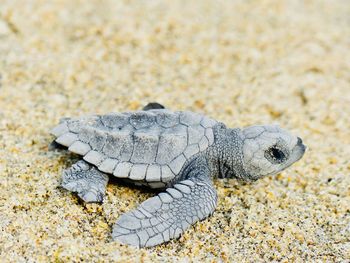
[0,0,349,262]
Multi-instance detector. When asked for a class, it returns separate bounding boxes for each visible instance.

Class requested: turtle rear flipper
[112,161,217,248]
[61,160,109,203]
[142,102,165,111]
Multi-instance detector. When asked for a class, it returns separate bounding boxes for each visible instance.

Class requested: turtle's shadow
[108,175,161,194]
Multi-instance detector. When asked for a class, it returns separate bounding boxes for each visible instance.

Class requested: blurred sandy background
[0,0,349,262]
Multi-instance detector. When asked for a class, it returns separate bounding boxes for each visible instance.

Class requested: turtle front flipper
[112,173,217,248]
[142,102,165,111]
[61,160,109,203]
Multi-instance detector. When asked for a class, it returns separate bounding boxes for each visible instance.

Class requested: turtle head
[240,125,306,180]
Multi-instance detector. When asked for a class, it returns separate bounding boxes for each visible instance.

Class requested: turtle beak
[297,137,306,154]
[290,137,306,164]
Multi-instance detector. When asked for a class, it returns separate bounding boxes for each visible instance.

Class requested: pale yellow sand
[0,0,349,262]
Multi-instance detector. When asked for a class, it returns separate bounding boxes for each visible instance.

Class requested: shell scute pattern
[102,134,125,159]
[99,113,129,130]
[98,158,118,174]
[129,111,156,130]
[113,162,132,178]
[53,110,217,184]
[129,164,148,180]
[155,110,179,128]
[156,126,188,165]
[146,165,161,182]
[89,129,107,152]
[188,126,205,145]
[179,111,203,126]
[131,132,159,163]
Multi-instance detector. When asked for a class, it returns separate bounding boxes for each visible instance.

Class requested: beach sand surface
[0,0,349,262]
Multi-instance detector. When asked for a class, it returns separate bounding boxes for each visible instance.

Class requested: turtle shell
[51,110,217,186]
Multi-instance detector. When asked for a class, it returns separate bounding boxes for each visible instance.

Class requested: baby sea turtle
[50,103,306,248]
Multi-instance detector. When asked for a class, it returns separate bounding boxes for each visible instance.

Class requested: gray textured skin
[51,103,306,248]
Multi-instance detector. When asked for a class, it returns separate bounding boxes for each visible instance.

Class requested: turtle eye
[265,146,286,164]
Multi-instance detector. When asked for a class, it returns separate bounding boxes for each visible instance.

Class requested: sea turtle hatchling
[50,103,306,248]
